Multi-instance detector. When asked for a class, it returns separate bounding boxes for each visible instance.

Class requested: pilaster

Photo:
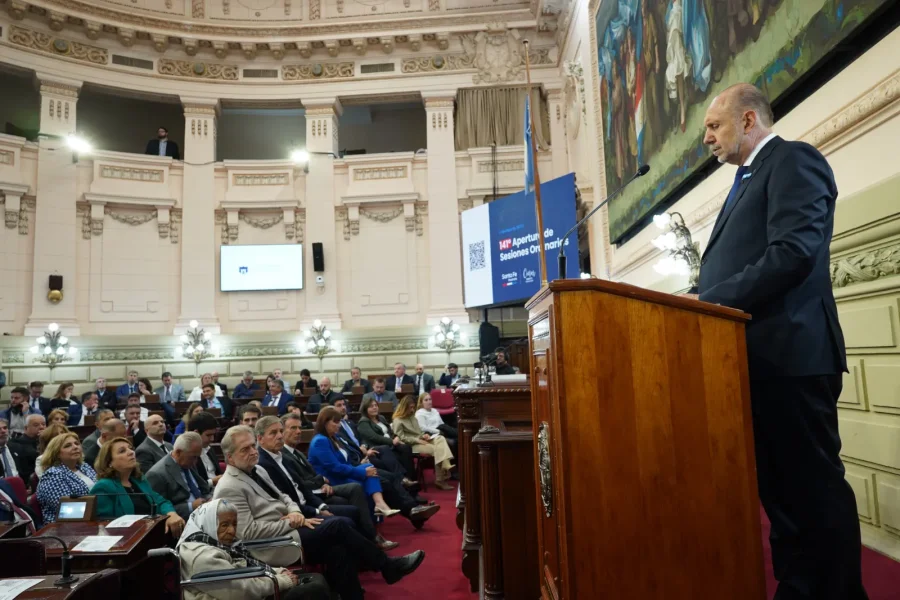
[24,74,83,336]
[423,92,468,324]
[302,98,343,328]
[176,97,220,334]
[546,85,569,179]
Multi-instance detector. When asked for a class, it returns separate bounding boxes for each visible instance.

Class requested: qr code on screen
[468,241,486,271]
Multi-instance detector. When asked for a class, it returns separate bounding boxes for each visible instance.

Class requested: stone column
[302,99,342,329]
[176,98,220,334]
[423,92,468,324]
[546,85,570,179]
[24,75,83,336]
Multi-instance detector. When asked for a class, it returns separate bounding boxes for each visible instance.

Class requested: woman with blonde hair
[35,432,96,524]
[46,408,69,428]
[90,436,184,535]
[34,423,71,479]
[391,395,454,490]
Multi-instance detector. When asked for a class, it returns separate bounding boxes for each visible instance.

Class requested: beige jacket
[179,541,292,600]
[212,465,302,566]
[391,415,426,446]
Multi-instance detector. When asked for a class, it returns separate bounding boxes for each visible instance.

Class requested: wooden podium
[525,279,766,600]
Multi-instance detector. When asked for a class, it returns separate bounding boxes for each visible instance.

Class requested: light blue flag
[524,94,535,196]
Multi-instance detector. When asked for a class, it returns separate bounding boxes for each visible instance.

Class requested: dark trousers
[751,375,867,600]
[331,482,377,540]
[280,572,330,600]
[384,443,416,479]
[367,446,404,477]
[298,515,386,600]
[377,469,418,516]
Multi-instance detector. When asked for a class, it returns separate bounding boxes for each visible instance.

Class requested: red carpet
[760,508,900,599]
[359,480,476,600]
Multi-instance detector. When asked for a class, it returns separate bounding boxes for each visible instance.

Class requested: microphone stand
[557,165,650,278]
[1,535,80,585]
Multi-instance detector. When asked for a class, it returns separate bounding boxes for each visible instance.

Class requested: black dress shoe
[414,495,429,505]
[382,550,425,584]
[409,504,440,522]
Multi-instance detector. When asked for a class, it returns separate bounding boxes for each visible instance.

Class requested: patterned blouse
[36,462,97,524]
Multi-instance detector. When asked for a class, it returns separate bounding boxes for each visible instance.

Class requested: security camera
[315,275,325,287]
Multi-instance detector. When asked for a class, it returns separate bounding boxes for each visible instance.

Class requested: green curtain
[454,86,551,151]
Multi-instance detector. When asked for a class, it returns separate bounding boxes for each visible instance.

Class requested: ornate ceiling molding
[10,24,107,65]
[159,58,239,80]
[282,62,354,80]
[831,242,900,289]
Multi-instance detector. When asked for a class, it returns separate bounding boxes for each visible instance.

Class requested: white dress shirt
[744,133,777,167]
[120,407,150,422]
[268,393,282,408]
[200,447,217,486]
[187,385,223,403]
[158,140,167,156]
[395,378,403,392]
[415,408,445,435]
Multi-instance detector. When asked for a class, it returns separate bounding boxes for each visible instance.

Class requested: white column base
[24,318,82,338]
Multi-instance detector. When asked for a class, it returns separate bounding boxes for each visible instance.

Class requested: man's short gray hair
[725,83,774,128]
[26,414,45,426]
[174,431,202,452]
[281,413,303,426]
[255,415,281,437]
[0,419,8,428]
[221,425,255,457]
[394,362,406,369]
[243,371,253,378]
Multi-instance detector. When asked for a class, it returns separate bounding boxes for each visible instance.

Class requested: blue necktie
[721,166,750,216]
[182,468,202,500]
[342,421,360,447]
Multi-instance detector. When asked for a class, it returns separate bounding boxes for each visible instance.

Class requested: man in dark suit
[0,477,40,532]
[145,126,180,159]
[81,409,114,461]
[0,419,25,479]
[93,378,117,412]
[341,367,373,394]
[116,371,140,400]
[84,418,126,467]
[385,363,415,396]
[232,371,260,400]
[211,371,228,397]
[67,391,100,427]
[412,363,436,395]
[307,378,343,413]
[294,369,318,395]
[135,414,173,473]
[438,363,462,387]
[188,412,224,487]
[9,413,44,486]
[262,380,293,416]
[493,350,516,375]
[123,404,147,447]
[697,84,863,600]
[27,381,51,416]
[146,432,212,520]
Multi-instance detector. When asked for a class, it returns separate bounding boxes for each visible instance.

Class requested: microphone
[1,534,79,585]
[557,165,650,278]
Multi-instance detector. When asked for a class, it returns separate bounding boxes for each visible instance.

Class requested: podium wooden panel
[526,279,765,600]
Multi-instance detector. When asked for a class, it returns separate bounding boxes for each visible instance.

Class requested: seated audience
[306,378,343,414]
[49,382,77,410]
[188,373,225,403]
[84,417,126,468]
[240,405,262,428]
[214,424,424,599]
[117,370,141,399]
[0,419,24,479]
[0,477,39,532]
[91,436,184,535]
[176,499,330,600]
[212,372,228,397]
[35,423,71,479]
[175,402,204,436]
[385,363,414,395]
[362,377,399,410]
[341,367,372,394]
[199,383,224,412]
[94,377,117,411]
[68,391,100,426]
[272,368,289,391]
[416,392,458,445]
[392,395,455,490]
[1,386,39,435]
[357,397,416,479]
[293,369,317,395]
[438,363,462,387]
[145,126,180,159]
[232,371,260,399]
[154,371,184,422]
[493,350,517,375]
[249,400,263,410]
[47,408,69,428]
[146,431,212,519]
[332,398,414,483]
[36,432,96,524]
[284,402,313,428]
[138,378,155,401]
[10,413,45,484]
[81,409,114,460]
[189,412,223,487]
[262,379,293,415]
[412,364,436,395]
[28,381,51,416]
[119,393,150,423]
[136,414,173,473]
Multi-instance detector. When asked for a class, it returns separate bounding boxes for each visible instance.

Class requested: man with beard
[145,126,180,159]
[1,387,38,436]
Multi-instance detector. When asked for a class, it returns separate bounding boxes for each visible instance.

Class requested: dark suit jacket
[0,478,40,528]
[257,450,324,515]
[293,379,318,394]
[145,455,211,520]
[135,437,173,474]
[341,379,372,394]
[145,139,180,160]
[232,382,260,399]
[96,389,117,412]
[28,396,52,416]
[307,390,344,413]
[698,136,846,378]
[282,447,326,489]
[412,373,436,395]
[385,375,415,395]
[216,382,229,397]
[9,434,39,486]
[438,373,460,387]
[261,392,294,416]
[196,447,223,484]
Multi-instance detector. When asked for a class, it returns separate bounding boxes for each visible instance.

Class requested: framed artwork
[593,0,892,242]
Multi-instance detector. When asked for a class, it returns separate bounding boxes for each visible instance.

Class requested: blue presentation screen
[461,173,578,308]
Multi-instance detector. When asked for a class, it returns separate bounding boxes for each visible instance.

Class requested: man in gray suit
[81,409,114,460]
[213,425,425,596]
[413,363,436,395]
[135,414,173,473]
[361,378,399,409]
[154,371,184,424]
[146,432,211,520]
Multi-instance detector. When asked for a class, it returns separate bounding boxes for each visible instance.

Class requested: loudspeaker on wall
[312,243,325,272]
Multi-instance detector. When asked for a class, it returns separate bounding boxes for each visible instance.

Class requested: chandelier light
[431,317,466,352]
[302,319,334,358]
[176,320,218,364]
[651,212,701,287]
[29,322,76,368]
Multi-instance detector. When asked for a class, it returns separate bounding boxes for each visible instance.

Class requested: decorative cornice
[359,206,404,223]
[233,173,289,186]
[104,206,157,226]
[282,63,354,81]
[100,165,164,182]
[239,211,283,229]
[478,159,524,173]
[353,166,407,181]
[341,340,428,352]
[159,59,239,80]
[10,25,107,66]
[79,349,175,361]
[831,243,900,288]
[182,103,218,116]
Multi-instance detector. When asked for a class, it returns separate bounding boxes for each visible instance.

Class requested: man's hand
[422,433,432,442]
[302,518,323,530]
[319,510,333,517]
[366,448,379,457]
[365,466,378,477]
[280,512,306,529]
[681,293,699,300]
[191,498,207,510]
[392,437,401,446]
[322,477,330,484]
[321,484,334,496]
[211,474,223,486]
[287,571,299,586]
[359,444,368,453]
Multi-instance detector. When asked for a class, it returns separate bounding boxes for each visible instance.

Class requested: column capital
[35,73,82,99]
[303,98,343,117]
[180,97,220,117]
[543,82,565,101]
[422,91,457,109]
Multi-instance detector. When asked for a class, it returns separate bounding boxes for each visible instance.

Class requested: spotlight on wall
[290,149,310,164]
[65,134,92,154]
[29,323,75,368]
[302,320,334,358]
[176,321,216,364]
[651,212,701,287]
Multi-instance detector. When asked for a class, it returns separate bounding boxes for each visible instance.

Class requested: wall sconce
[431,317,466,353]
[651,212,701,287]
[176,320,218,364]
[29,323,76,368]
[302,319,334,358]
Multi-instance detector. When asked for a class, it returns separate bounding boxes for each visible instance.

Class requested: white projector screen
[220,244,304,292]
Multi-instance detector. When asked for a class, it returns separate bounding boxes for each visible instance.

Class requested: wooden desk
[0,522,29,539]
[11,572,98,600]
[36,516,166,573]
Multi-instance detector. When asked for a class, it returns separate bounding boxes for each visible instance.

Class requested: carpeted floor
[359,481,477,600]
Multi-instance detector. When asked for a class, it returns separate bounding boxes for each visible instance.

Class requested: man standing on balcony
[145,126,180,160]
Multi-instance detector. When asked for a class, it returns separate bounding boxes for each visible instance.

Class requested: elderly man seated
[146,432,212,520]
[213,425,425,600]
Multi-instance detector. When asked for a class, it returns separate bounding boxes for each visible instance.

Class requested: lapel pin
[741,172,752,181]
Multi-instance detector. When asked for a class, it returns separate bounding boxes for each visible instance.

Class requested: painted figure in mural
[640,0,667,157]
[666,0,712,132]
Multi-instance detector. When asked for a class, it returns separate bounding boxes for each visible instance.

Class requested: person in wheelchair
[177,498,330,600]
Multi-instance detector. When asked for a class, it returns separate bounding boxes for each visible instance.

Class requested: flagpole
[523,39,549,286]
